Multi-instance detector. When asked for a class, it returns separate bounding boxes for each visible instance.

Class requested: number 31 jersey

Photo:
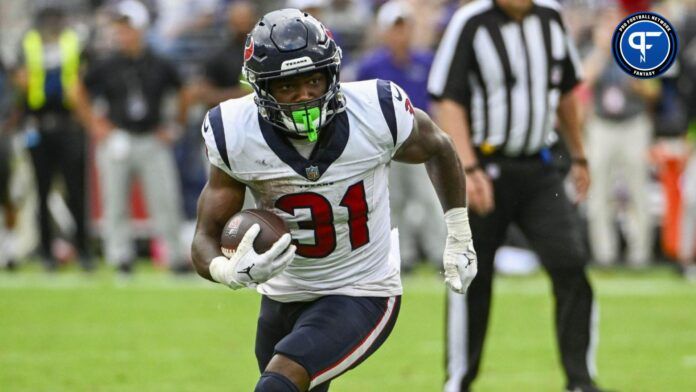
[202,79,415,302]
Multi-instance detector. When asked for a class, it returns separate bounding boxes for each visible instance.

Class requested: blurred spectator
[675,0,696,280]
[679,135,696,281]
[617,0,652,14]
[0,134,16,271]
[0,58,15,124]
[0,1,32,68]
[357,1,433,111]
[176,1,258,220]
[648,1,690,261]
[0,59,18,271]
[12,5,94,271]
[187,0,257,108]
[320,0,373,54]
[582,8,658,267]
[286,0,327,16]
[149,0,224,76]
[674,0,696,127]
[82,0,189,274]
[356,0,443,271]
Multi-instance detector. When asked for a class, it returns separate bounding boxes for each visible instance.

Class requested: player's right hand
[209,224,296,289]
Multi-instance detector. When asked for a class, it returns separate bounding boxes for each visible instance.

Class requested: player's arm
[191,165,296,288]
[393,108,477,293]
[433,100,494,215]
[191,164,246,281]
[393,108,466,211]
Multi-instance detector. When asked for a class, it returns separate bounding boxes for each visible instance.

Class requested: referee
[428,1,602,391]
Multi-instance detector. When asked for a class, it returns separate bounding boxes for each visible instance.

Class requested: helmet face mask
[256,67,343,141]
[243,9,345,140]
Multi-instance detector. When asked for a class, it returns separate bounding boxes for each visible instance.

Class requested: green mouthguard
[292,107,320,142]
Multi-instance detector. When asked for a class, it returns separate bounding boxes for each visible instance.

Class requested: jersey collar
[258,111,350,182]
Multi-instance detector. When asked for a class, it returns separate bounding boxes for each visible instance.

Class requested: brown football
[220,209,290,256]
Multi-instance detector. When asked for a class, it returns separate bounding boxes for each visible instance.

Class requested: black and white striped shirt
[428,0,582,156]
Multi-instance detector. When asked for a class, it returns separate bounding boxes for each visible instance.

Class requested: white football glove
[209,224,296,289]
[443,207,478,294]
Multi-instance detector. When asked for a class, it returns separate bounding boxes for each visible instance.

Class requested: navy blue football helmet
[243,8,344,140]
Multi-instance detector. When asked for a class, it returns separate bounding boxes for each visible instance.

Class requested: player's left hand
[443,208,478,294]
[443,237,477,294]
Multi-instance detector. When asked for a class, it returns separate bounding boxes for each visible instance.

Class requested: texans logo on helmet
[244,36,254,62]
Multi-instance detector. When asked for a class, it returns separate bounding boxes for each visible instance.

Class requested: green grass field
[1,265,695,391]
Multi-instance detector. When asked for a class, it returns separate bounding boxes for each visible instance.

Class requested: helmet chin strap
[283,106,322,142]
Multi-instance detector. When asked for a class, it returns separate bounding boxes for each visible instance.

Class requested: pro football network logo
[612,12,678,78]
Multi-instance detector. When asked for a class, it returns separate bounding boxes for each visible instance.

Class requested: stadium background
[0,0,695,391]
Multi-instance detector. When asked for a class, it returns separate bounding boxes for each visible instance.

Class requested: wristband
[463,163,481,174]
[444,207,473,243]
[571,157,588,166]
[209,256,243,289]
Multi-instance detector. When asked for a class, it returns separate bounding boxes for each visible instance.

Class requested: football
[220,209,290,256]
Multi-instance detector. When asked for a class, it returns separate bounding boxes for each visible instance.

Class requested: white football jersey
[202,79,415,302]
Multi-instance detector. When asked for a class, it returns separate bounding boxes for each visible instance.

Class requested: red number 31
[275,181,369,258]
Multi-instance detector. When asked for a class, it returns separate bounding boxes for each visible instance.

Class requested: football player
[191,9,476,392]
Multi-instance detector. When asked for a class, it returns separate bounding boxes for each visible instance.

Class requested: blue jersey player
[191,9,477,391]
